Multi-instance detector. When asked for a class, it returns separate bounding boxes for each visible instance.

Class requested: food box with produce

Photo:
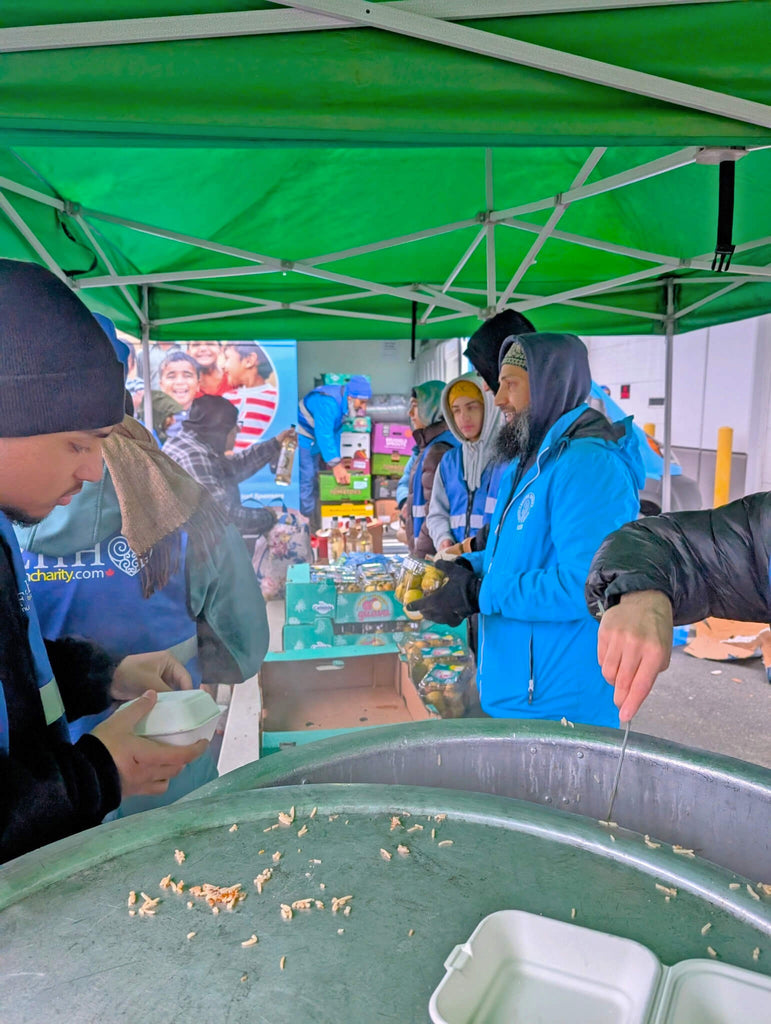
[319,473,372,502]
[372,452,411,478]
[285,563,337,623]
[372,422,413,456]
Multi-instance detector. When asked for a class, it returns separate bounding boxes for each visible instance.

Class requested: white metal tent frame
[2,0,771,510]
[3,144,770,509]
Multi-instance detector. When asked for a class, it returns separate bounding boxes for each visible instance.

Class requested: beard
[0,506,45,526]
[495,409,532,462]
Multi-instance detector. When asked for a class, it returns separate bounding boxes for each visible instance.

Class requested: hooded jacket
[404,381,459,558]
[464,332,644,727]
[426,373,505,548]
[15,467,269,731]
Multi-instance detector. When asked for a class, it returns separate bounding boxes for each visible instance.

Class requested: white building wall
[585,315,771,502]
[297,338,415,396]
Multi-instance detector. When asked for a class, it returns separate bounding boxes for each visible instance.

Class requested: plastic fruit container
[129,690,221,746]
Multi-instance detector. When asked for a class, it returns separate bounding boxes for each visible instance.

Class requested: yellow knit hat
[448,380,483,406]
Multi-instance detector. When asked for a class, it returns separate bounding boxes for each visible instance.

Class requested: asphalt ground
[632,645,771,769]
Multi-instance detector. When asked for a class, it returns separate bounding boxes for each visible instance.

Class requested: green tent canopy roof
[0,1,769,340]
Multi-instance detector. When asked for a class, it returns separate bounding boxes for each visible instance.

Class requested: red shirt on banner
[195,370,232,399]
[223,384,279,450]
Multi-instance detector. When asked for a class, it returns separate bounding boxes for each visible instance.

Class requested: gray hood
[440,372,503,491]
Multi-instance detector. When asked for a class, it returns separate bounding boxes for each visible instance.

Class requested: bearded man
[408,332,644,727]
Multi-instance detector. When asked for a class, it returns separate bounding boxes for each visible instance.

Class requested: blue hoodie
[465,333,645,727]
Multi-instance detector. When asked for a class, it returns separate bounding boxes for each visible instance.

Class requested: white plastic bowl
[130,690,221,746]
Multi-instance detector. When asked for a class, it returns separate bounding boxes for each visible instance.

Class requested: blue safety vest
[438,448,505,544]
[21,529,198,741]
[411,430,459,540]
[0,513,68,756]
[297,384,346,451]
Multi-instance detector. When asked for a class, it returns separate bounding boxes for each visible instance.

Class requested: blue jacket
[467,405,644,726]
[464,330,645,727]
[298,376,372,464]
[298,384,347,464]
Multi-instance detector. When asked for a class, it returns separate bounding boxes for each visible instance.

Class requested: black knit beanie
[0,260,126,438]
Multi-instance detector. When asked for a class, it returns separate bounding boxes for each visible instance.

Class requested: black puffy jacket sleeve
[585,492,771,626]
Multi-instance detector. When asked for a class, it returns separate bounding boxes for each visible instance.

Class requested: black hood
[184,394,238,453]
[500,331,592,467]
[464,308,536,391]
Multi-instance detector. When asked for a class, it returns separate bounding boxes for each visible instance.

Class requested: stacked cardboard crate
[371,422,413,522]
[316,371,374,525]
[283,562,408,650]
[319,424,374,526]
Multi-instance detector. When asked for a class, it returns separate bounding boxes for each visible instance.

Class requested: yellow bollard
[714,426,733,507]
[643,423,656,437]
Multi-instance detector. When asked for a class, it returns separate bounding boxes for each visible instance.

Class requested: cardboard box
[375,498,398,522]
[284,563,337,623]
[685,617,771,671]
[335,588,407,624]
[319,473,372,502]
[372,422,413,456]
[340,431,371,474]
[322,372,370,387]
[320,502,375,528]
[340,431,371,457]
[341,415,372,433]
[283,618,335,651]
[372,452,411,478]
[260,651,435,744]
[374,476,399,500]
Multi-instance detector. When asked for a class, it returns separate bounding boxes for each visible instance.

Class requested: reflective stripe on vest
[449,513,485,530]
[297,397,316,440]
[39,675,65,727]
[297,385,346,442]
[439,447,497,544]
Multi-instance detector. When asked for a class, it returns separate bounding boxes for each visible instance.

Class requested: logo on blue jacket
[107,536,141,577]
[517,492,536,530]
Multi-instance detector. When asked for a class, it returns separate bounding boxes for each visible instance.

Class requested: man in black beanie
[163,394,294,543]
[0,260,208,862]
[464,308,536,393]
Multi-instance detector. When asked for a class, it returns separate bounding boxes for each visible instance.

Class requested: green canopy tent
[1,1,770,506]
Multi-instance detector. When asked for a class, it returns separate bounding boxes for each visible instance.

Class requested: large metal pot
[201,720,771,880]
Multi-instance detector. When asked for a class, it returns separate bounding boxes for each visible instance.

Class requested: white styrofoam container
[650,960,771,1024]
[429,911,771,1024]
[130,690,221,745]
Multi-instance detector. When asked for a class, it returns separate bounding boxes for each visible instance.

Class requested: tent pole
[141,286,154,432]
[485,148,496,311]
[662,278,675,513]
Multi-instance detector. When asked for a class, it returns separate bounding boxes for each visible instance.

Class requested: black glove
[469,523,489,553]
[406,558,481,627]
